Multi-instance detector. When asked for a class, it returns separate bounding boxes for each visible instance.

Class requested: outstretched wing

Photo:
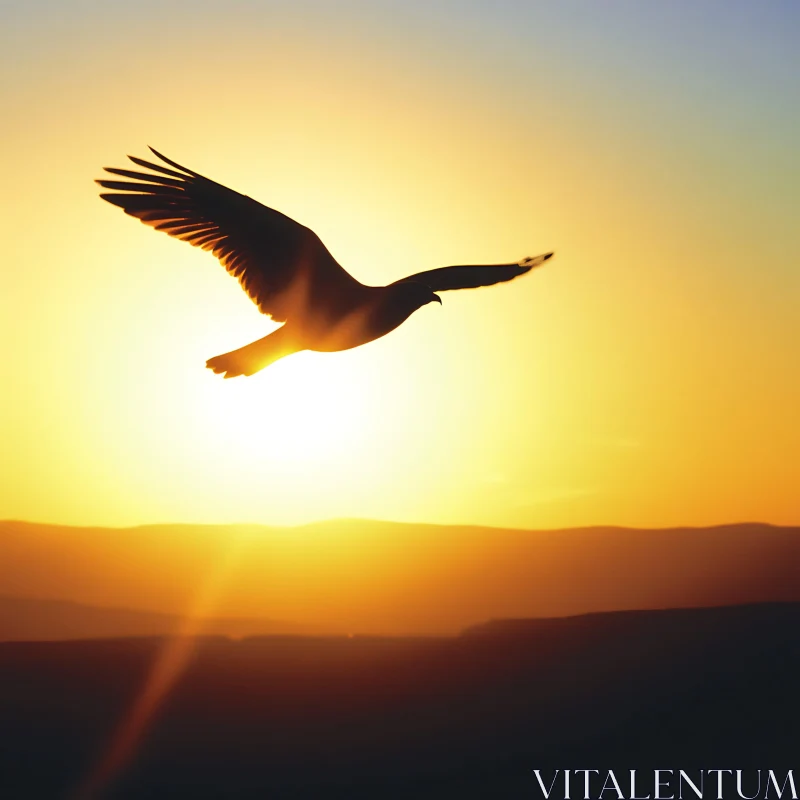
[97,148,360,322]
[394,252,553,292]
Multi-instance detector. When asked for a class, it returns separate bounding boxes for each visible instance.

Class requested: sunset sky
[2,0,798,530]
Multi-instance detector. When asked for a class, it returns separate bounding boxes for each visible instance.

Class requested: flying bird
[98,148,553,378]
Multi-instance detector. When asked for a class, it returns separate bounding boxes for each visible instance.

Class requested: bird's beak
[432,294,442,305]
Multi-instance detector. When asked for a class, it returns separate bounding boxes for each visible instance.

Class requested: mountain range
[1,519,798,635]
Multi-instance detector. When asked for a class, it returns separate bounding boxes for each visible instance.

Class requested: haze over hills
[1,519,798,635]
[0,595,324,642]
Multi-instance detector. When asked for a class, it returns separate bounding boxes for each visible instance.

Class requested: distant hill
[1,519,798,634]
[0,595,323,642]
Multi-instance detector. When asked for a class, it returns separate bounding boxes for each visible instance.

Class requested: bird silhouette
[98,148,553,378]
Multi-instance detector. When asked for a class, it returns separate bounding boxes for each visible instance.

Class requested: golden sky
[2,1,799,529]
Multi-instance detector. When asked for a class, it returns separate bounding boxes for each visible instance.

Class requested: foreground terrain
[0,602,797,798]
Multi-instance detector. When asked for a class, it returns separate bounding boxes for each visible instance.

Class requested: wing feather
[103,167,185,186]
[127,154,193,180]
[394,253,553,292]
[98,148,360,321]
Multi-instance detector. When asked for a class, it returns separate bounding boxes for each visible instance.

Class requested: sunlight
[195,349,376,469]
[74,529,256,799]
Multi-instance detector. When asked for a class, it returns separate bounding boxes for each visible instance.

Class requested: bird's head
[394,281,442,310]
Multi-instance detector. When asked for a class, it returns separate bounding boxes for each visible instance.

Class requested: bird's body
[209,282,440,376]
[98,148,553,377]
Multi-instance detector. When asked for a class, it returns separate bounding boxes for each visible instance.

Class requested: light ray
[72,530,254,799]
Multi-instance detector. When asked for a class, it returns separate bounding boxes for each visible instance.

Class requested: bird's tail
[206,328,299,378]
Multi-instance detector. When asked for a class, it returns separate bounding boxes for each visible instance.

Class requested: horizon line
[1,516,796,534]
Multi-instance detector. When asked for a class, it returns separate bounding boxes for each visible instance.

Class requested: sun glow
[194,350,376,469]
[3,5,798,531]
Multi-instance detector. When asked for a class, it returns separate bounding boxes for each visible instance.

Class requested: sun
[194,349,376,470]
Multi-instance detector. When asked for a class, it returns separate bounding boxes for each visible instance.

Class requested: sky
[2,0,799,530]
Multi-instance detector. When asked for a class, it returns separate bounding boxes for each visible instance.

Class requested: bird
[97,148,554,378]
